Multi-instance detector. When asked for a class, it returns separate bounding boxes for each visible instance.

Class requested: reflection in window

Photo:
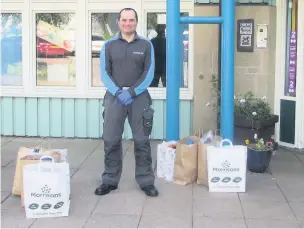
[147,12,189,88]
[91,13,120,87]
[36,13,76,86]
[1,13,22,86]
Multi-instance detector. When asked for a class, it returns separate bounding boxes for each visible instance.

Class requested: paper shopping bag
[23,156,70,218]
[197,134,221,186]
[207,139,247,192]
[173,136,198,185]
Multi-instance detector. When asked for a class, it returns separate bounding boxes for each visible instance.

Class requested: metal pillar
[166,0,235,142]
[221,0,235,142]
[166,0,180,141]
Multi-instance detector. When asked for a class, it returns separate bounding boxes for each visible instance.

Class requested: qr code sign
[240,35,252,47]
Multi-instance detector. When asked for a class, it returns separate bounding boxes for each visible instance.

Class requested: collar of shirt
[118,32,140,42]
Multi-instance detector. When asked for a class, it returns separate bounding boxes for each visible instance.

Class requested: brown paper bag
[173,136,198,185]
[197,135,221,185]
[12,146,61,196]
[20,154,60,206]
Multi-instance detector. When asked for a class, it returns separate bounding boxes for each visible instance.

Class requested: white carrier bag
[207,139,247,192]
[23,156,70,218]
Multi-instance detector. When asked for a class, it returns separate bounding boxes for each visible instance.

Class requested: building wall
[192,5,277,134]
[0,97,193,139]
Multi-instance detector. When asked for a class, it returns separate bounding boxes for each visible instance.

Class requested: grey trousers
[101,90,155,188]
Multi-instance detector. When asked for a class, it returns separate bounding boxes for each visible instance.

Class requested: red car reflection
[36,38,74,57]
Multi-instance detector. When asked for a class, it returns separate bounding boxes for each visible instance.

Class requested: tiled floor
[1,137,304,228]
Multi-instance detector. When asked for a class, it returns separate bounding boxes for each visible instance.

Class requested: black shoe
[95,184,117,196]
[141,185,159,197]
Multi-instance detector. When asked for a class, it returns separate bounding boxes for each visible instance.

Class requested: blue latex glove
[117,90,134,105]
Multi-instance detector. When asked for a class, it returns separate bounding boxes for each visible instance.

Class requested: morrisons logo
[31,185,62,198]
[213,160,240,172]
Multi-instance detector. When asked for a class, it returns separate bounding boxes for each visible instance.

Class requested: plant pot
[247,146,273,173]
[234,114,279,145]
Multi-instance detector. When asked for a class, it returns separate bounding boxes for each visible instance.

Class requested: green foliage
[209,74,272,124]
[248,138,273,151]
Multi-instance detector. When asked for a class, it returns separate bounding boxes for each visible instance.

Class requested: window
[1,13,22,86]
[91,13,120,87]
[285,0,298,96]
[36,13,76,86]
[147,12,189,88]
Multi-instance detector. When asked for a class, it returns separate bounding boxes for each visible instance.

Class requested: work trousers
[101,90,155,188]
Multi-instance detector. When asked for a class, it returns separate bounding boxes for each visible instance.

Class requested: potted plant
[208,74,279,145]
[246,136,274,173]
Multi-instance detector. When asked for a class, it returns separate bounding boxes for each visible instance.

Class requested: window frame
[1,0,194,100]
[1,4,28,96]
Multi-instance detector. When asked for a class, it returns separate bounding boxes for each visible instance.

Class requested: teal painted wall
[195,0,276,5]
[0,97,193,140]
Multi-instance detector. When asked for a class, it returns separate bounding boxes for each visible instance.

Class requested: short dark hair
[118,8,138,22]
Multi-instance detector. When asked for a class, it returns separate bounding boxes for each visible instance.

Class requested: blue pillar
[166,0,180,141]
[221,0,235,142]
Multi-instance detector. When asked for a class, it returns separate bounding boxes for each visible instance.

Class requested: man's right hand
[116,90,134,105]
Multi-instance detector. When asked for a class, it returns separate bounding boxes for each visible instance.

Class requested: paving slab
[30,215,88,228]
[193,216,247,228]
[193,198,244,219]
[0,136,16,147]
[142,195,192,218]
[93,189,146,215]
[239,172,286,202]
[193,184,239,200]
[85,213,140,228]
[139,214,192,228]
[241,200,296,221]
[246,218,302,228]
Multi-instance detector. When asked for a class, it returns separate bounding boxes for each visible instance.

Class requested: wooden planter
[233,114,279,145]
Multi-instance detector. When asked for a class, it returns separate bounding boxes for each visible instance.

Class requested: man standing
[95,8,158,197]
[150,24,166,87]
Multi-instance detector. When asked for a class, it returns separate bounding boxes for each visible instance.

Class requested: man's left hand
[118,90,134,105]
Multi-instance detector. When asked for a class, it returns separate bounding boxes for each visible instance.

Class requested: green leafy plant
[246,136,273,151]
[209,74,273,125]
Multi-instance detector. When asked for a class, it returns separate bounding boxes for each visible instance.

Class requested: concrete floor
[1,136,304,228]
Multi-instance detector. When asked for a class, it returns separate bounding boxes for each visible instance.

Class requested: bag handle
[219,139,233,148]
[39,155,55,163]
[38,156,56,172]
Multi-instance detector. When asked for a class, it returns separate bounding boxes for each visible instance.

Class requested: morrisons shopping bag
[23,156,70,218]
[207,139,247,192]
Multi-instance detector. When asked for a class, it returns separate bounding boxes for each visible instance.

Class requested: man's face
[118,10,137,35]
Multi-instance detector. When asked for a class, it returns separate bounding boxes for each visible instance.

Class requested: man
[95,8,158,197]
[150,24,166,87]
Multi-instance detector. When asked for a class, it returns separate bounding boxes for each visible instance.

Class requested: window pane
[147,12,189,88]
[36,13,76,86]
[285,0,298,96]
[1,13,22,86]
[91,13,120,87]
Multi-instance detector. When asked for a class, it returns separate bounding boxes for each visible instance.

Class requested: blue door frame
[166,0,236,142]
